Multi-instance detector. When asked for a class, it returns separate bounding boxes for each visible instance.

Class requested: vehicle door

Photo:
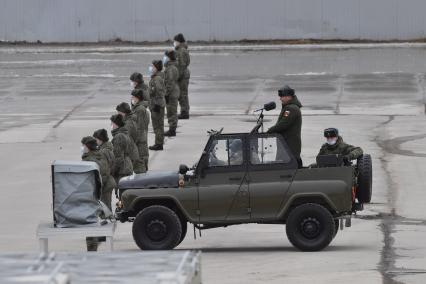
[248,133,298,220]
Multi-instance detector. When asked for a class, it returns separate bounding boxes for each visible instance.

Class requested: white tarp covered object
[52,160,103,228]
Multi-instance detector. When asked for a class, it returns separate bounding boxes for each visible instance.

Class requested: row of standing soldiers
[80,33,191,210]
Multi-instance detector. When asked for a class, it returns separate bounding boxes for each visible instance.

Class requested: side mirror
[179,164,190,175]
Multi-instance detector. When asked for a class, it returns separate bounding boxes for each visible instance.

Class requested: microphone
[254,101,276,112]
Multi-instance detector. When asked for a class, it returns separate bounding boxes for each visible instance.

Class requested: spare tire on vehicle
[356,154,372,203]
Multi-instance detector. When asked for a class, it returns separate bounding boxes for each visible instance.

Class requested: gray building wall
[0,0,425,43]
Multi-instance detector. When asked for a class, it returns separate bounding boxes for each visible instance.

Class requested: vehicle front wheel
[286,203,335,251]
[132,205,182,250]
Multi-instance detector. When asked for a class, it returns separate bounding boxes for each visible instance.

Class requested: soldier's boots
[149,144,164,151]
[164,129,176,137]
[178,112,189,119]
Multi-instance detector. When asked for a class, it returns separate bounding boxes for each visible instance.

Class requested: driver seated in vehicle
[317,128,364,163]
[229,139,243,165]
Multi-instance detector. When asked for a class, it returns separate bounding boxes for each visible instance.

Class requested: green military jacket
[131,102,150,144]
[135,82,150,108]
[111,126,133,177]
[122,114,142,167]
[318,136,363,160]
[164,61,180,99]
[267,96,303,158]
[149,73,166,109]
[99,141,115,175]
[175,43,190,80]
[82,150,109,184]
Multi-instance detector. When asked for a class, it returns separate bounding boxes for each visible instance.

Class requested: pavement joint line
[245,78,266,115]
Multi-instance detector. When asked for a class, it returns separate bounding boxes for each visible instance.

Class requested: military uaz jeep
[116,105,372,252]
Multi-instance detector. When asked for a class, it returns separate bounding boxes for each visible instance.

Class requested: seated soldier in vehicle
[228,139,243,165]
[318,128,363,163]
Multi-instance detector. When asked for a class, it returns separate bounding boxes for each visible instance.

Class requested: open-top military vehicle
[115,102,372,251]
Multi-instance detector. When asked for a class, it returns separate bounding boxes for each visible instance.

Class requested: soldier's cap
[130,72,143,83]
[324,128,339,138]
[164,50,176,61]
[110,114,125,128]
[152,60,163,72]
[131,89,144,100]
[278,85,295,97]
[93,129,109,143]
[174,33,186,43]
[116,102,132,114]
[81,136,98,151]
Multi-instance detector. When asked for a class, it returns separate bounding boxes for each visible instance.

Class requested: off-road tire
[132,205,182,250]
[356,154,372,203]
[286,203,335,251]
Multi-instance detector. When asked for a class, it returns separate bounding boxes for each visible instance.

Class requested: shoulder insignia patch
[283,110,290,117]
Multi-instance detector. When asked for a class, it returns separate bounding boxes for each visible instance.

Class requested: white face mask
[148,65,154,77]
[111,124,115,131]
[173,41,179,48]
[80,146,86,156]
[162,55,169,66]
[130,81,135,88]
[326,138,338,146]
[131,98,137,106]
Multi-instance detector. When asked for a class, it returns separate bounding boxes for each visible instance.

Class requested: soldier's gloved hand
[165,96,170,104]
[153,104,161,113]
[343,155,351,164]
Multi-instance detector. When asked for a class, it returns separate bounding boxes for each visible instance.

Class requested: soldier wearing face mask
[173,33,191,120]
[130,72,150,108]
[163,50,180,137]
[318,128,363,163]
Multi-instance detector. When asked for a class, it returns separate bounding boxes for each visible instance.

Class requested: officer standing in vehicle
[173,33,191,119]
[110,114,133,184]
[163,50,180,137]
[148,60,166,151]
[130,72,150,108]
[81,136,110,251]
[318,128,363,162]
[93,129,117,210]
[267,85,303,168]
[116,102,145,174]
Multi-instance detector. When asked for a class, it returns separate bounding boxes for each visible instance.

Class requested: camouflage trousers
[130,142,146,174]
[166,95,179,130]
[101,175,116,210]
[178,77,190,114]
[136,141,149,172]
[151,107,165,145]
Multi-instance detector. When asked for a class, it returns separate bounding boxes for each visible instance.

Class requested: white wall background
[0,0,425,43]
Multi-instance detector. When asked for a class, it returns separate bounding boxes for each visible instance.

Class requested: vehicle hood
[119,171,179,189]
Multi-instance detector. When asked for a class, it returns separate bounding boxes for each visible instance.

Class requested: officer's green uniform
[98,141,117,210]
[267,96,303,164]
[123,114,145,174]
[149,72,166,146]
[318,136,363,160]
[175,43,190,115]
[135,82,150,108]
[131,101,150,170]
[111,126,133,184]
[164,60,180,131]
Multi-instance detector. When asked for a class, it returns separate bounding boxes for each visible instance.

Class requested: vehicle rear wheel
[356,154,373,203]
[286,203,335,251]
[132,205,182,250]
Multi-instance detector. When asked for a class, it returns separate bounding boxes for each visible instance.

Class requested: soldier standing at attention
[173,33,191,119]
[267,85,303,168]
[81,136,110,251]
[93,129,116,210]
[148,60,166,151]
[163,50,180,137]
[130,72,150,108]
[318,128,363,163]
[110,114,133,185]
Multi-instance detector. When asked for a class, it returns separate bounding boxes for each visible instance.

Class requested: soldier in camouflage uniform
[129,91,150,169]
[130,72,150,108]
[148,60,166,151]
[93,129,116,210]
[110,114,133,184]
[318,128,363,163]
[116,102,146,174]
[173,33,191,119]
[81,136,110,251]
[163,50,180,137]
